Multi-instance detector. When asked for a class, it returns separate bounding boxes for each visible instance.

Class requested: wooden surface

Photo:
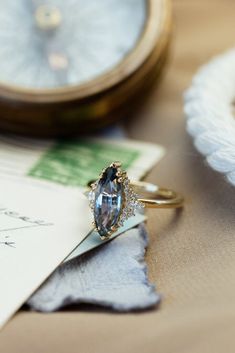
[1,1,235,352]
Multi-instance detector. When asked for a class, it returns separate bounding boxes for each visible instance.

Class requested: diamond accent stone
[88,190,95,209]
[118,178,144,227]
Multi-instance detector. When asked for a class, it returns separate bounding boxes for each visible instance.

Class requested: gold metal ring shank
[131,181,184,209]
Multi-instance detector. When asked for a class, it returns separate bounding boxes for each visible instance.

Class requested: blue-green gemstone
[94,166,123,238]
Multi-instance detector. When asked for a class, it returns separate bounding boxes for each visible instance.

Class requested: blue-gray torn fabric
[27,224,160,312]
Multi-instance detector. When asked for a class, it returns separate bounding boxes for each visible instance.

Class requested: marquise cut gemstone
[94,166,123,238]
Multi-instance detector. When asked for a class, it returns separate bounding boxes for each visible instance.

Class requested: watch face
[0,0,146,89]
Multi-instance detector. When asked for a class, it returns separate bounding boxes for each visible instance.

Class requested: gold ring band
[130,180,184,209]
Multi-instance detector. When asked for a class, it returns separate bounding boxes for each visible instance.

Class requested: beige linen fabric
[1,1,235,352]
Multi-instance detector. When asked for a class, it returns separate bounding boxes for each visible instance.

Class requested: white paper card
[0,135,165,190]
[0,179,92,329]
[65,213,147,262]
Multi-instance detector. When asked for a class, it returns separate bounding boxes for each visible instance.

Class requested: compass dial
[0,0,146,89]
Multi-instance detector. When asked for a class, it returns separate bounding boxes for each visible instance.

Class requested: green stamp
[28,140,139,187]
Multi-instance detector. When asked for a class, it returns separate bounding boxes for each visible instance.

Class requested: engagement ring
[87,162,184,239]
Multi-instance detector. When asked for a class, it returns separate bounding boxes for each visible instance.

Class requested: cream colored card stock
[0,179,92,329]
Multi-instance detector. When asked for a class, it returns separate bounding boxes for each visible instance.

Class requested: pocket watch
[0,0,171,136]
